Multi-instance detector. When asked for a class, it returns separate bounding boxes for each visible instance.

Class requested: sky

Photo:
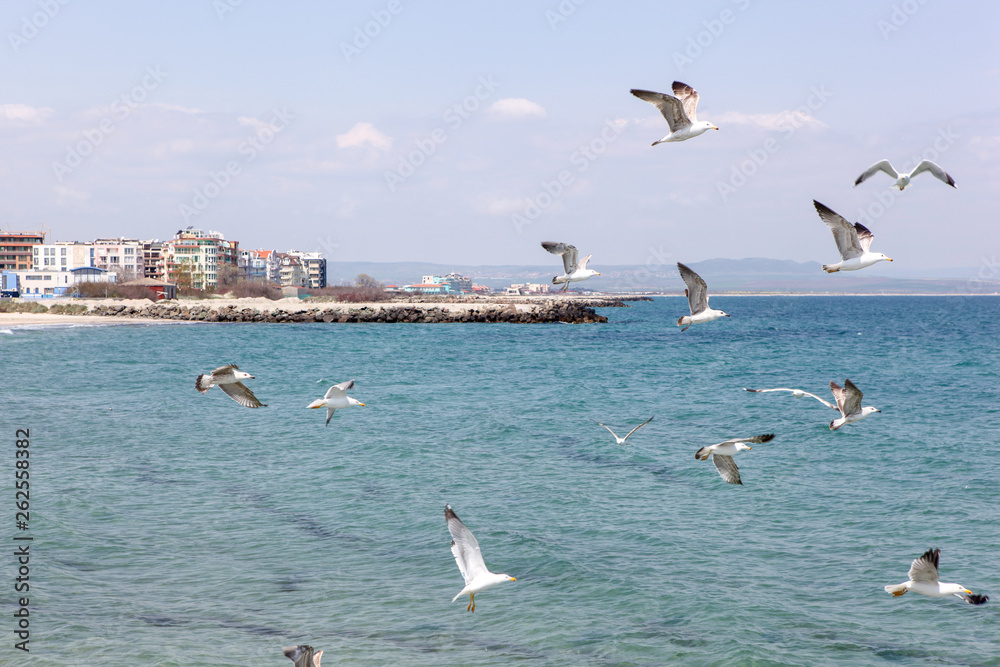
[2,0,998,278]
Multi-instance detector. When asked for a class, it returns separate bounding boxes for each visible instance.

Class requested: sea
[2,295,998,667]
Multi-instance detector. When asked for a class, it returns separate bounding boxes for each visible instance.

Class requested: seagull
[884,548,988,605]
[813,200,893,273]
[695,434,775,485]
[743,387,838,410]
[630,81,718,145]
[676,262,729,331]
[307,379,365,426]
[829,379,880,430]
[594,416,654,445]
[855,159,956,190]
[541,242,601,291]
[195,364,266,408]
[445,504,515,612]
[283,645,323,667]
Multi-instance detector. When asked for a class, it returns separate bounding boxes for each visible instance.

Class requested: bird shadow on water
[554,435,675,482]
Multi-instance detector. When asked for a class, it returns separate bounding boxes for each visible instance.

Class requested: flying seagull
[307,379,365,426]
[445,504,515,612]
[743,387,838,410]
[283,645,323,667]
[195,364,266,408]
[829,379,880,430]
[884,548,988,605]
[541,242,600,291]
[855,159,956,190]
[695,434,774,485]
[594,416,654,445]
[630,81,718,145]
[677,262,729,331]
[813,200,893,273]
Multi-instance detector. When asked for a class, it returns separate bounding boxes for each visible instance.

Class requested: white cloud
[489,98,547,119]
[0,104,54,124]
[335,121,393,151]
[712,110,826,131]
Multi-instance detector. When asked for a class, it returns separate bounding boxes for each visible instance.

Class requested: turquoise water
[2,296,999,666]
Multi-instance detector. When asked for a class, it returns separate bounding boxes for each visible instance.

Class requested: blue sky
[2,1,998,276]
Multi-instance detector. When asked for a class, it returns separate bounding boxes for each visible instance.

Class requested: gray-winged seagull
[630,81,718,145]
[445,504,515,612]
[743,387,838,410]
[884,548,988,604]
[595,416,654,445]
[695,434,775,485]
[814,200,893,273]
[308,379,365,426]
[829,379,880,430]
[677,262,729,331]
[541,242,600,291]
[195,364,266,408]
[855,159,955,190]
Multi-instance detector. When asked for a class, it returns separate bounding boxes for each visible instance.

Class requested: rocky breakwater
[85,299,609,324]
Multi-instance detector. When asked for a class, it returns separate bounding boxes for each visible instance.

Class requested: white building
[159,228,239,290]
[32,242,95,272]
[286,250,327,288]
[92,238,145,281]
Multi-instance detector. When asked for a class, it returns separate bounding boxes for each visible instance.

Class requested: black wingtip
[966,593,989,605]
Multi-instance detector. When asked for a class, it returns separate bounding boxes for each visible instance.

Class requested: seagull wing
[744,387,838,409]
[594,421,620,440]
[715,434,775,447]
[854,223,875,253]
[542,242,579,274]
[910,160,956,187]
[621,416,654,442]
[841,379,864,417]
[324,379,355,400]
[712,454,742,485]
[677,262,708,315]
[211,364,239,381]
[445,505,489,586]
[671,81,700,122]
[814,200,863,260]
[908,548,940,584]
[795,390,839,409]
[630,89,690,132]
[283,645,321,667]
[577,254,592,271]
[854,159,899,186]
[829,381,847,415]
[220,381,266,408]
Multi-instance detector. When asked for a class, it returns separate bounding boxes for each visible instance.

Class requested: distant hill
[327,259,1000,295]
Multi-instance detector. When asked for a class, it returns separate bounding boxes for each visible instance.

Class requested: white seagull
[884,548,988,605]
[445,504,515,612]
[541,242,601,291]
[307,379,365,426]
[743,387,838,410]
[855,159,956,191]
[829,379,880,430]
[195,364,266,408]
[677,262,729,331]
[695,434,775,485]
[631,81,718,145]
[283,645,323,667]
[814,200,893,273]
[595,416,654,445]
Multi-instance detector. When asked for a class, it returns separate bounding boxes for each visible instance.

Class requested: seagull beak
[249,375,255,379]
[359,402,366,407]
[510,577,517,581]
[712,125,719,130]
[746,446,752,451]
[596,272,602,276]
[886,257,893,262]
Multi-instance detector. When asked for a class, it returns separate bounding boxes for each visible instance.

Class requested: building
[31,241,95,272]
[403,282,448,294]
[276,253,306,287]
[159,228,239,290]
[507,282,550,294]
[92,238,145,281]
[0,231,45,271]
[18,266,114,298]
[442,272,473,293]
[239,249,278,283]
[142,240,164,280]
[119,277,177,300]
[286,250,327,288]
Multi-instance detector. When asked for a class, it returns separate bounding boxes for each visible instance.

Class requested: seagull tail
[822,264,839,273]
[884,583,908,597]
[195,374,213,393]
[694,446,711,461]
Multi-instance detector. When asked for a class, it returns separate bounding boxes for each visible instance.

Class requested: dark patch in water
[138,614,186,627]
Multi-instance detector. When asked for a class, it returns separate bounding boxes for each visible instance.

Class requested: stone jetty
[77,295,650,324]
